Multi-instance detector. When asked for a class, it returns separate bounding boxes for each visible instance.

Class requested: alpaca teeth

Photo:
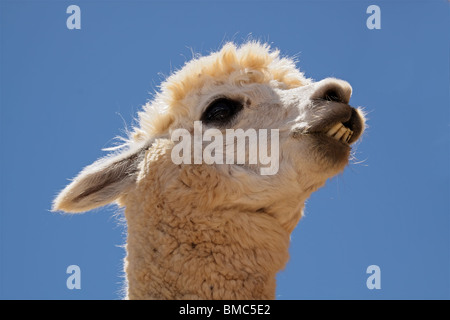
[342,129,351,142]
[334,126,348,140]
[346,132,353,143]
[325,122,353,144]
[326,123,343,136]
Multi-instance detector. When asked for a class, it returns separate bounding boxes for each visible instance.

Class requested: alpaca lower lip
[312,131,352,148]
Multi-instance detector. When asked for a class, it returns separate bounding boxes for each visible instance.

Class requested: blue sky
[0,0,448,299]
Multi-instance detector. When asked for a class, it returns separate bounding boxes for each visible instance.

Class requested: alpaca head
[53,41,365,235]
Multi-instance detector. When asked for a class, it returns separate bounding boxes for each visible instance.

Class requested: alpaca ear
[52,143,148,213]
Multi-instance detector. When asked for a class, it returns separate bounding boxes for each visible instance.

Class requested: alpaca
[53,42,365,299]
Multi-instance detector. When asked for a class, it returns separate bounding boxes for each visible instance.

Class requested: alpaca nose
[310,78,352,104]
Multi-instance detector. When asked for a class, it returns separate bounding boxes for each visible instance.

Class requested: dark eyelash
[200,98,243,125]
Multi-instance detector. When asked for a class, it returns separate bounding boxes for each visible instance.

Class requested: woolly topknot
[134,42,309,141]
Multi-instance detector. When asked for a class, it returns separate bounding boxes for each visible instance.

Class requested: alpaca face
[137,76,365,231]
[53,42,365,233]
[166,77,364,176]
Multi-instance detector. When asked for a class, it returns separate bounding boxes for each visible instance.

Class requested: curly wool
[121,139,290,299]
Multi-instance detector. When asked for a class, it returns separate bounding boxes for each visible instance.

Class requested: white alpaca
[53,42,365,299]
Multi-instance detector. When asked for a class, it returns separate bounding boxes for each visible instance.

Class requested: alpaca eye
[201,98,243,125]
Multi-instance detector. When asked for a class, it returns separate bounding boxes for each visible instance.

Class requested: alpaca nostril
[323,89,342,103]
[311,78,352,105]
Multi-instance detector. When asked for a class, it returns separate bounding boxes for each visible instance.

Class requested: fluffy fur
[53,42,365,299]
[134,42,309,141]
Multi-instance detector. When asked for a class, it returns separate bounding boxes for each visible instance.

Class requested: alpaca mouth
[310,106,364,145]
[325,122,353,144]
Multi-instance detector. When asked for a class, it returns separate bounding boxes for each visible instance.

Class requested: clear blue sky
[0,0,448,299]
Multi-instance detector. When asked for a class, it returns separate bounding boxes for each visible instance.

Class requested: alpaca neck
[123,204,291,300]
